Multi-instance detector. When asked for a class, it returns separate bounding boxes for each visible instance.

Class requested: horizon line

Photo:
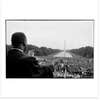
[6,43,94,50]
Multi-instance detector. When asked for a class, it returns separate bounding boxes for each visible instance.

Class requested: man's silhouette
[6,32,53,78]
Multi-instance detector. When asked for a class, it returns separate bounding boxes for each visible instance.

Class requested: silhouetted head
[11,32,27,51]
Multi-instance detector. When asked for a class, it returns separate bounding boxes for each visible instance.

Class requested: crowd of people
[52,58,93,78]
[6,32,93,78]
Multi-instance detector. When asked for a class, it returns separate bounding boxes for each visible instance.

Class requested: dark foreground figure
[6,32,53,78]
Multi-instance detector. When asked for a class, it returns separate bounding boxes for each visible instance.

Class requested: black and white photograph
[0,0,99,98]
[6,20,94,79]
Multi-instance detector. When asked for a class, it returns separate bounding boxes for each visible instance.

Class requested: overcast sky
[6,20,94,50]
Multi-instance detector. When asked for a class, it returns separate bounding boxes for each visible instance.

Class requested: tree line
[6,45,93,58]
[6,44,61,56]
[70,46,94,58]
